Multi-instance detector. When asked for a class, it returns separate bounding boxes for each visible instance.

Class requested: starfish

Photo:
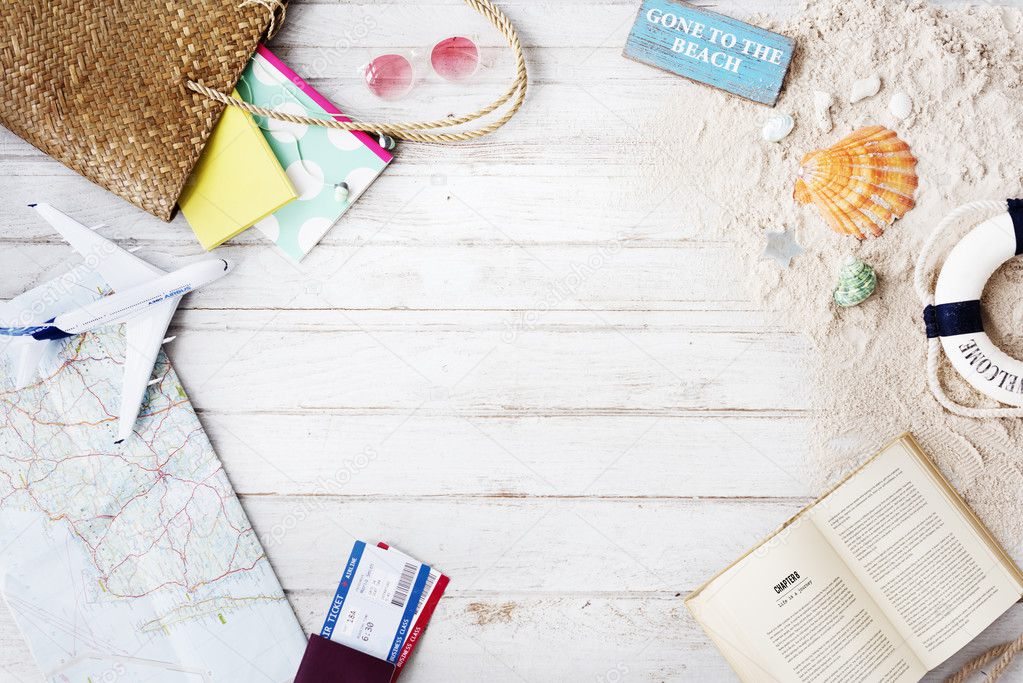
[762,228,804,268]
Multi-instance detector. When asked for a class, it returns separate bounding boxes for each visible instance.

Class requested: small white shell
[813,90,834,133]
[849,75,881,103]
[762,114,795,143]
[889,91,913,120]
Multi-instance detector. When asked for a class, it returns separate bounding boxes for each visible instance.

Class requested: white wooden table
[1,1,1019,680]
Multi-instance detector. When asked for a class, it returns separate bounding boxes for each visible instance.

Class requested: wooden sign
[623,0,795,106]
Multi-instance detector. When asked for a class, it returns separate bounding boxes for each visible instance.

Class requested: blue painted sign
[624,0,795,106]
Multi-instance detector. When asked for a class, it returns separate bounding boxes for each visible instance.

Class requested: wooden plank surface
[0,1,1019,681]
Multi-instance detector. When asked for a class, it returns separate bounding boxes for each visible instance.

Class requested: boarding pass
[320,541,431,662]
[378,543,450,677]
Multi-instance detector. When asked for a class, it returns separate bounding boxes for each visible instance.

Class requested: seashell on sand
[813,91,834,133]
[834,255,877,307]
[762,114,795,143]
[793,125,918,239]
[849,75,881,103]
[889,92,913,120]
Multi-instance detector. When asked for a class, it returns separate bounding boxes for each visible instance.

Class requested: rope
[913,200,1023,418]
[188,0,528,142]
[240,0,286,39]
[947,633,1023,683]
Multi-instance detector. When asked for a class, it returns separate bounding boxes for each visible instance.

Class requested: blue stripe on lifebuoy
[1009,198,1023,255]
[924,300,984,339]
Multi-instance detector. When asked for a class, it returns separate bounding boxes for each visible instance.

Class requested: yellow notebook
[178,91,296,250]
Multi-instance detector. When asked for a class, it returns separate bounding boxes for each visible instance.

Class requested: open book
[687,433,1023,682]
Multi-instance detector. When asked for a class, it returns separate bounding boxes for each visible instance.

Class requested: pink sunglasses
[363,36,481,100]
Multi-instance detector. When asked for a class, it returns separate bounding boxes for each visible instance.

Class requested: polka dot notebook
[238,46,393,261]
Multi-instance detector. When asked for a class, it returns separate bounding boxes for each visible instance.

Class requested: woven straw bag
[0,0,281,220]
[0,0,525,221]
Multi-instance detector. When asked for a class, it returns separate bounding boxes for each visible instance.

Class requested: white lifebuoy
[928,203,1023,407]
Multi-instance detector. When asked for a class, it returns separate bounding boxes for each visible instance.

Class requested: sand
[646,0,1023,543]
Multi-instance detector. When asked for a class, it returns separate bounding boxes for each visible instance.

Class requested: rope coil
[188,0,527,142]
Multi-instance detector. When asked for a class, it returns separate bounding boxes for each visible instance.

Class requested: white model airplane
[0,203,231,443]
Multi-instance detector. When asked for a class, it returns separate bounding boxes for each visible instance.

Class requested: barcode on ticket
[391,562,417,607]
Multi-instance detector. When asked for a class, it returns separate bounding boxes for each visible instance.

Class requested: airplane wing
[13,340,47,388]
[8,339,62,389]
[115,298,179,444]
[0,336,50,388]
[31,203,165,292]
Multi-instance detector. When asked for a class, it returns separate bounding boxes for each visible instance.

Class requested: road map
[0,268,306,681]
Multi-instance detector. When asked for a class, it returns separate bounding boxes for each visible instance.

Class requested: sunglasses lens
[364,54,414,100]
[431,37,479,82]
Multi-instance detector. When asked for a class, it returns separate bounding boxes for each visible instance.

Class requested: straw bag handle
[186,0,527,142]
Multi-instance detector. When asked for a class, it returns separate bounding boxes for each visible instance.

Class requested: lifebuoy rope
[913,199,1023,418]
[187,0,528,142]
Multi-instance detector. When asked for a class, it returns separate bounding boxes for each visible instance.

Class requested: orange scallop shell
[793,126,918,239]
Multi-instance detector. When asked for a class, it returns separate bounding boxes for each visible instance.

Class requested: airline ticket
[320,541,431,662]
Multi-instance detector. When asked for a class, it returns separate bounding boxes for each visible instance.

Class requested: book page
[688,517,925,682]
[811,438,1023,669]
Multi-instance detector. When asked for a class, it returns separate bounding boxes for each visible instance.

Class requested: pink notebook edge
[255,44,394,164]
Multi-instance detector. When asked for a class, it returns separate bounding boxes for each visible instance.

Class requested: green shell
[833,257,877,307]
